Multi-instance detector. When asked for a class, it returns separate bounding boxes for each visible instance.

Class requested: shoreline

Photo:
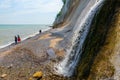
[0,25,71,80]
[0,27,51,50]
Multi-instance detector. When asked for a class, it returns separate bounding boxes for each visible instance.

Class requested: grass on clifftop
[56,0,66,18]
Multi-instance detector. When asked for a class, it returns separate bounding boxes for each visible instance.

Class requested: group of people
[14,30,42,45]
[14,35,21,45]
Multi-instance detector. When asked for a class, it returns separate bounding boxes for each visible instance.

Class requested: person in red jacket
[17,35,21,42]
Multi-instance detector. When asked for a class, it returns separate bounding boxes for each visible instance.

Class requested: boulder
[33,71,43,78]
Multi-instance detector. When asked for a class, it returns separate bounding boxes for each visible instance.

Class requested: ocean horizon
[0,24,51,48]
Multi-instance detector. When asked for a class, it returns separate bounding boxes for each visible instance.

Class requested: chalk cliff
[53,0,120,79]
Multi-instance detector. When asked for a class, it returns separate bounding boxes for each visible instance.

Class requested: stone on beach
[47,48,56,58]
[29,77,33,80]
[1,74,7,78]
[33,71,43,78]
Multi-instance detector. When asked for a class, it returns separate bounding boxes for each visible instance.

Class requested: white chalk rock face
[54,0,105,77]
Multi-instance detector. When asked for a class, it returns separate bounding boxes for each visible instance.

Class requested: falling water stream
[55,0,104,77]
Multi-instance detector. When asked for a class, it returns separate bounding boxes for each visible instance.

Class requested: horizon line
[0,24,52,25]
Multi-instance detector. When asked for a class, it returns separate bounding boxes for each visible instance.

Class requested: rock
[1,74,7,78]
[33,71,43,78]
[47,48,56,58]
[7,64,13,69]
[29,77,33,80]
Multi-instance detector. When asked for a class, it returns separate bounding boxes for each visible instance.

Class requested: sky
[0,0,63,24]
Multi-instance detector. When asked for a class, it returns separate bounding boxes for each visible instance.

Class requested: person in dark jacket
[15,36,17,45]
[39,30,42,34]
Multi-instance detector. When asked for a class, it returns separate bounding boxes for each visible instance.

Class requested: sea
[0,24,51,49]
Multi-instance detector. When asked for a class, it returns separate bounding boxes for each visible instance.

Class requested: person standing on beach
[17,35,21,43]
[39,30,42,34]
[15,36,17,45]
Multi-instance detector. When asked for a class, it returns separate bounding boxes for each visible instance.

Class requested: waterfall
[55,0,104,77]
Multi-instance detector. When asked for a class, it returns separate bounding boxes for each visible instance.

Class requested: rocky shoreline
[0,27,73,80]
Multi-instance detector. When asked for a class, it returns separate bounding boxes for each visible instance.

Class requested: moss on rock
[76,0,117,79]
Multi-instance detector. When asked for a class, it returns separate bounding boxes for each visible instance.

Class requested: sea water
[0,24,51,48]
